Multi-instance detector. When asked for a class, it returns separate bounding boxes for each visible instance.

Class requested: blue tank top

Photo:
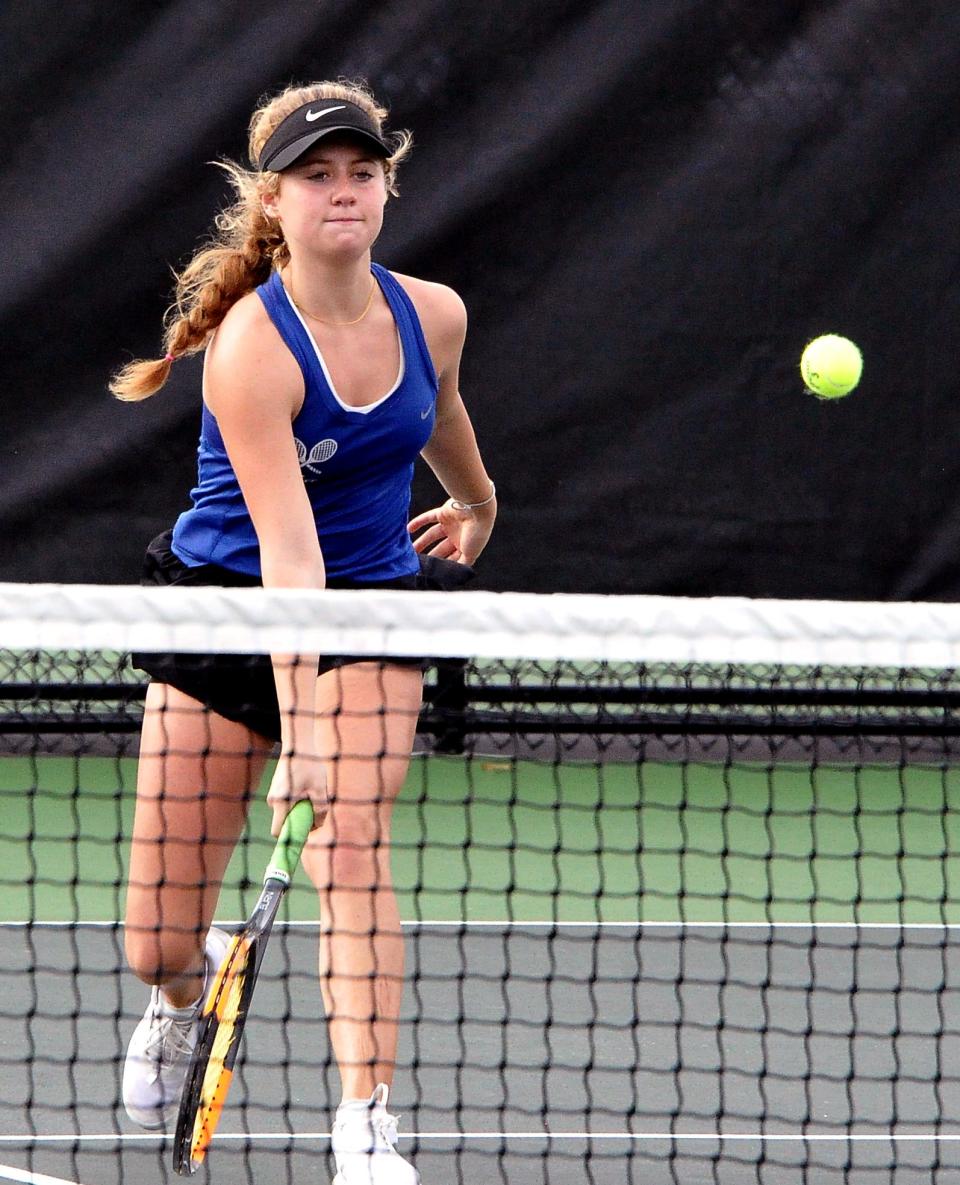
[171,263,438,580]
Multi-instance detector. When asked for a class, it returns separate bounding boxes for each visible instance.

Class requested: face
[262,135,389,261]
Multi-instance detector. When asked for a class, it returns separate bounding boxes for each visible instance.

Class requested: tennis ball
[800,334,863,399]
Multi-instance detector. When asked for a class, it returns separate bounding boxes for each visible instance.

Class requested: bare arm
[204,296,327,832]
[406,284,496,564]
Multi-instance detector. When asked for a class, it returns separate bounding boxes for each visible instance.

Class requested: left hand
[408,498,495,566]
[265,749,328,837]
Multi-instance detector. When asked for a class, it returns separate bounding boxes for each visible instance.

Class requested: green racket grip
[264,799,314,886]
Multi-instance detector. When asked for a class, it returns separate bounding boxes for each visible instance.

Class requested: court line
[0,1162,90,1185]
[3,1131,960,1144]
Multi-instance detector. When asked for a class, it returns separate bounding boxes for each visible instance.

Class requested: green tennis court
[3,752,959,926]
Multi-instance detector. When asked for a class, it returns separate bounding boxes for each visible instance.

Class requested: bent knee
[124,926,205,986]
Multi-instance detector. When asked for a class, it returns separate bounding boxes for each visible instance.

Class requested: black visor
[257,99,390,172]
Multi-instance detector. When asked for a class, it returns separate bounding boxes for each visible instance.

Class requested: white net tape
[2,582,960,666]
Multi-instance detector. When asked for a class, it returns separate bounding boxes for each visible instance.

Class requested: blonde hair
[110,80,412,401]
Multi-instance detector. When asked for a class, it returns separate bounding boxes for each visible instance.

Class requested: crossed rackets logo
[295,437,338,479]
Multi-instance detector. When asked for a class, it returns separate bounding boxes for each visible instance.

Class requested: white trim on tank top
[281,284,405,415]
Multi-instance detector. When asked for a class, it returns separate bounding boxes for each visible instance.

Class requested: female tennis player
[110,79,496,1185]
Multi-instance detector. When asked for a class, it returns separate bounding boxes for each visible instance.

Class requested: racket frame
[172,800,314,1175]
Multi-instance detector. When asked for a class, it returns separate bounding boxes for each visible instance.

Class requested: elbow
[260,547,326,590]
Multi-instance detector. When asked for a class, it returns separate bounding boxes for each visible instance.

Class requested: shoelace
[142,1010,196,1081]
[371,1108,400,1149]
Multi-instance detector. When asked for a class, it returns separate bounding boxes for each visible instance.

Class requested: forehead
[295,136,381,168]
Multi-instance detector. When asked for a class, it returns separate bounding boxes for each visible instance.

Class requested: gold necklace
[290,277,377,326]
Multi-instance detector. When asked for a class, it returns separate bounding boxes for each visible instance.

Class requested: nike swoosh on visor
[305,105,347,122]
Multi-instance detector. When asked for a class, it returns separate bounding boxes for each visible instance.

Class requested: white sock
[157,993,201,1020]
[158,948,214,1020]
[338,1097,375,1112]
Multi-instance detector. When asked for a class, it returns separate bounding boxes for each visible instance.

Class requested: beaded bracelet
[450,481,496,512]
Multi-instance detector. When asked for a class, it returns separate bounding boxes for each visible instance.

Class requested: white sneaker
[331,1083,420,1184]
[122,926,230,1129]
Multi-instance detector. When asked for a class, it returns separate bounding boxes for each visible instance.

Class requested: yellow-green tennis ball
[800,334,863,399]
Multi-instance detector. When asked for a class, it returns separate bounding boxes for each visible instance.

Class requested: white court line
[4,1131,960,1145]
[0,1162,90,1185]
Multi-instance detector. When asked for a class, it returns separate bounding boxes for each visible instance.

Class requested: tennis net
[2,582,960,1185]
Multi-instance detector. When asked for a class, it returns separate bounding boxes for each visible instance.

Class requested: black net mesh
[2,591,960,1184]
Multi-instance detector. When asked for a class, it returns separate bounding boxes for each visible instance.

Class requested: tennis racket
[172,799,315,1175]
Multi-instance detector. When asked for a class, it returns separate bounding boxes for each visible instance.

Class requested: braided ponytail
[111,78,409,402]
[110,165,280,401]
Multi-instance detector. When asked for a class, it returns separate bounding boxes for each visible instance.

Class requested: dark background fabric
[2,0,958,598]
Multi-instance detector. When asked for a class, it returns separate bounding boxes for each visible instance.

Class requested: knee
[324,811,392,888]
[124,925,204,987]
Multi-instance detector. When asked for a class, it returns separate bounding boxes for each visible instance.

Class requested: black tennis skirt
[131,530,476,743]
